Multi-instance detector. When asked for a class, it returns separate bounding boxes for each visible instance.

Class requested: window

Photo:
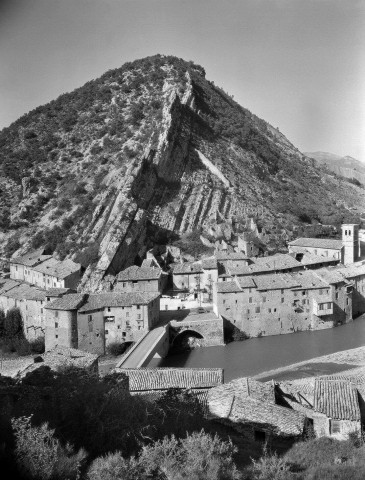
[335,293,339,300]
[108,307,111,312]
[281,289,284,294]
[137,314,141,319]
[255,307,260,313]
[223,300,226,304]
[137,305,140,309]
[302,290,306,296]
[55,335,58,339]
[247,309,250,314]
[41,308,43,313]
[123,283,126,287]
[122,332,126,337]
[55,311,58,318]
[281,298,284,303]
[105,330,108,334]
[331,420,341,434]
[249,297,252,303]
[254,430,266,443]
[319,304,324,310]
[126,312,129,317]
[327,303,331,309]
[262,296,266,302]
[55,322,58,328]
[47,297,50,302]
[268,308,271,313]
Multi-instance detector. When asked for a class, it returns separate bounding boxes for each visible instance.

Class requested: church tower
[341,224,359,265]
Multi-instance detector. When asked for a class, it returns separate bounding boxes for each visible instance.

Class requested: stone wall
[114,278,161,293]
[216,282,352,339]
[170,316,224,346]
[45,309,78,350]
[0,295,46,341]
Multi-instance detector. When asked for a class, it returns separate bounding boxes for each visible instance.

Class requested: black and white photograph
[0,0,365,478]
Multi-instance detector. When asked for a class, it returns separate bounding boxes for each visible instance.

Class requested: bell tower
[341,224,359,265]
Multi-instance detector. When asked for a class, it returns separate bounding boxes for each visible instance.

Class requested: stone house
[9,248,52,282]
[337,262,365,317]
[226,254,303,278]
[172,262,203,291]
[27,258,82,290]
[0,281,47,341]
[295,252,340,270]
[77,292,160,355]
[313,379,361,439]
[10,251,82,290]
[288,238,344,262]
[45,294,86,350]
[213,269,352,338]
[215,252,249,268]
[114,367,223,408]
[208,378,307,443]
[115,265,166,293]
[237,232,260,257]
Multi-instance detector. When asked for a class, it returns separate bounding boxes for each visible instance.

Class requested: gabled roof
[300,253,340,266]
[11,248,52,267]
[45,287,75,296]
[201,257,218,269]
[314,268,347,285]
[208,378,305,437]
[117,265,162,281]
[78,292,160,312]
[289,237,343,250]
[228,254,302,276]
[216,281,242,293]
[115,367,223,391]
[253,273,301,291]
[237,277,256,289]
[2,283,46,301]
[172,262,203,275]
[0,279,21,295]
[291,270,329,289]
[314,379,360,421]
[337,262,365,279]
[33,258,81,279]
[215,252,248,261]
[45,293,86,311]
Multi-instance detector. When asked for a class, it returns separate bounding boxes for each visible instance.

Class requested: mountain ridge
[0,54,364,291]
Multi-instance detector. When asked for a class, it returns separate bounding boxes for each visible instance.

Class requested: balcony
[313,299,333,316]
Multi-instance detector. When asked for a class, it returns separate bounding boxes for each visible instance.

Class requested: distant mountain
[305,151,365,185]
[0,55,364,291]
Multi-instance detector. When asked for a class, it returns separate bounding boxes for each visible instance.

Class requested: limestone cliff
[0,55,364,291]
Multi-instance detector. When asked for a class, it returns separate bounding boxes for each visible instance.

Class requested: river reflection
[148,316,365,382]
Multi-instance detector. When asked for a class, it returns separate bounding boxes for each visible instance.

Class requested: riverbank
[253,345,365,383]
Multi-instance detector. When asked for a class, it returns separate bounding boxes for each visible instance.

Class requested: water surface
[148,316,365,382]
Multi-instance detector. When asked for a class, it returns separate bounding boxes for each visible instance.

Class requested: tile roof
[300,253,340,266]
[337,262,365,279]
[291,270,329,289]
[228,254,302,276]
[208,379,305,437]
[117,265,162,281]
[115,368,223,391]
[314,379,360,420]
[237,277,256,289]
[45,288,75,296]
[201,258,218,269]
[313,268,347,285]
[2,283,46,301]
[0,279,21,295]
[78,291,160,312]
[253,273,301,291]
[33,258,81,279]
[172,262,203,275]
[215,252,248,261]
[45,293,86,311]
[11,248,52,267]
[289,237,343,250]
[216,281,242,293]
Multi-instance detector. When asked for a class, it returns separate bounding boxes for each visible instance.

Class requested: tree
[0,308,5,337]
[4,307,24,339]
[12,416,86,480]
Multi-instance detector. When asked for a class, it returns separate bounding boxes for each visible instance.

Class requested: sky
[1,0,364,159]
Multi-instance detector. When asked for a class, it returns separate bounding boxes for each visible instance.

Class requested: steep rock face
[1,55,364,291]
[305,151,365,185]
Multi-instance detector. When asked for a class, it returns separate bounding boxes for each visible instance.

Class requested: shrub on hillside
[30,336,45,354]
[107,342,126,357]
[87,453,145,480]
[12,416,86,480]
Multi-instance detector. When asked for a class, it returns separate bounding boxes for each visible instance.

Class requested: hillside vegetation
[0,54,363,290]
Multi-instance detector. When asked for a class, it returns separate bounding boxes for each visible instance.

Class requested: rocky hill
[1,55,364,291]
[305,151,365,185]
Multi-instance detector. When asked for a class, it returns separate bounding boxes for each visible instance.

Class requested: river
[148,316,365,382]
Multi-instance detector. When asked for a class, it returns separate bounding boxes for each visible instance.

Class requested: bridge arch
[171,329,204,349]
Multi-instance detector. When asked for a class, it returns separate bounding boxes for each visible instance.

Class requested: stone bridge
[116,311,224,368]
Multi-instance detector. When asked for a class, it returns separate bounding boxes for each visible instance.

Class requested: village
[2,220,365,446]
